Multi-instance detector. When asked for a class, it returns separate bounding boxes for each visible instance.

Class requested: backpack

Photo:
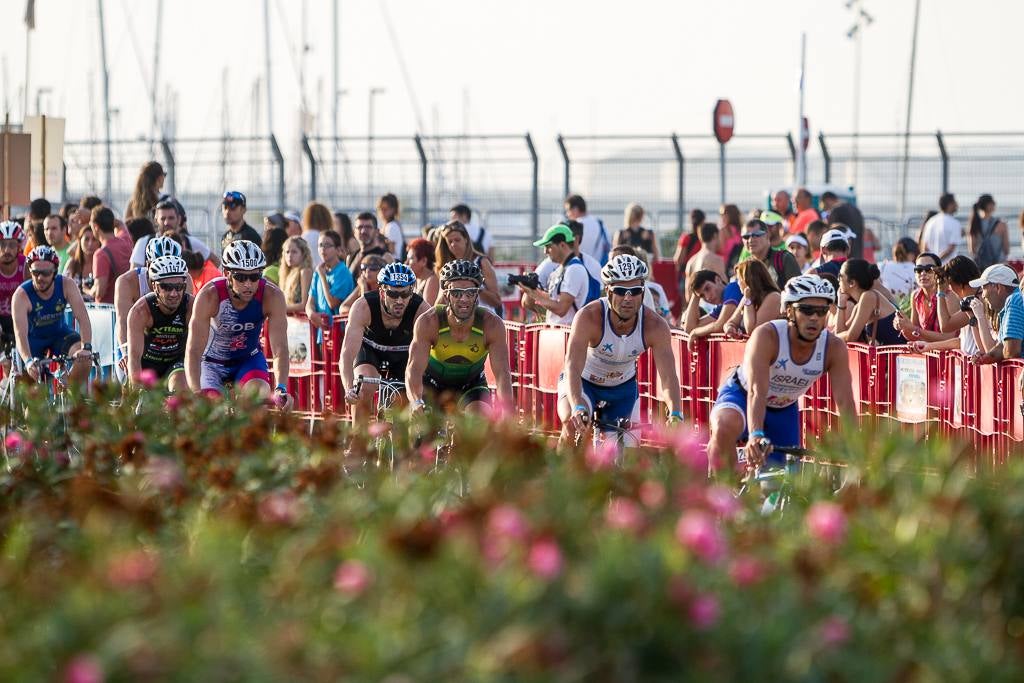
[471,226,487,255]
[975,217,1002,271]
[555,256,602,312]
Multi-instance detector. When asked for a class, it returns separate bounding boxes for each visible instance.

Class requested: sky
[1,0,1021,144]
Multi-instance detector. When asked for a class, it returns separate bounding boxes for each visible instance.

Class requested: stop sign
[713,99,734,144]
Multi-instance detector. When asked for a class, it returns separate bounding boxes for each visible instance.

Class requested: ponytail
[969,202,983,239]
[843,258,878,291]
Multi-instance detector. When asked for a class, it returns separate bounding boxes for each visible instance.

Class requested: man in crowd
[220,190,262,250]
[90,206,132,304]
[133,199,218,268]
[684,223,726,288]
[519,223,591,326]
[564,194,610,264]
[920,193,962,264]
[811,228,852,279]
[972,264,1024,363]
[771,190,795,231]
[683,270,741,339]
[740,218,801,290]
[821,191,865,259]
[347,212,394,279]
[26,198,51,251]
[450,203,494,260]
[44,214,73,266]
[790,188,820,234]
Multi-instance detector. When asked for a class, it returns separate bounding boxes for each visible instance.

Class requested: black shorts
[0,315,14,354]
[423,373,491,410]
[355,344,408,380]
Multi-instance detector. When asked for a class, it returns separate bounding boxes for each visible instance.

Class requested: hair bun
[869,263,881,280]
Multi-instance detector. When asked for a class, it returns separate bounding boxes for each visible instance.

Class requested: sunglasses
[156,282,187,292]
[29,269,55,277]
[231,272,262,283]
[741,231,767,240]
[383,288,414,299]
[795,304,830,317]
[446,287,480,299]
[610,285,645,297]
[914,265,937,274]
[223,201,243,210]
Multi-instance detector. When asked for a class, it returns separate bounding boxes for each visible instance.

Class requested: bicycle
[735,441,843,516]
[576,400,640,462]
[352,373,405,471]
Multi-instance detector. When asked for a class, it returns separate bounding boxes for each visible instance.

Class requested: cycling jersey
[424,305,490,407]
[141,291,190,377]
[200,277,270,392]
[581,299,646,386]
[355,290,424,378]
[0,254,26,316]
[20,275,79,359]
[135,267,151,297]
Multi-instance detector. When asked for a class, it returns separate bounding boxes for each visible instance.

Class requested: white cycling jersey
[581,299,647,387]
[736,320,828,409]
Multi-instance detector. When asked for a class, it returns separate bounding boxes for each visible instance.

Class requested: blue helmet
[377,262,416,288]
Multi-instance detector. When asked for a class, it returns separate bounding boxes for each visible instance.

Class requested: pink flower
[817,615,851,648]
[673,428,709,472]
[675,511,727,564]
[4,430,23,451]
[164,395,182,412]
[705,484,741,519]
[526,537,564,580]
[688,593,720,630]
[419,444,438,464]
[639,481,666,509]
[728,555,765,587]
[136,368,158,389]
[605,497,644,534]
[585,440,618,471]
[367,422,389,438]
[258,490,302,526]
[333,560,372,596]
[106,550,159,587]
[144,458,183,493]
[805,502,848,546]
[487,504,529,541]
[64,654,104,683]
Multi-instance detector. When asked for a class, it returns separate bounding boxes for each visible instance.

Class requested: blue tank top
[21,275,69,338]
[202,277,266,363]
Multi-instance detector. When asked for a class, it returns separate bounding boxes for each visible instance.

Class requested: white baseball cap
[969,264,1020,289]
[785,234,809,249]
[820,228,856,247]
[284,210,302,224]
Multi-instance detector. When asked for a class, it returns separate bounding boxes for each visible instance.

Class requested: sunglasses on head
[231,272,262,283]
[222,191,246,206]
[914,265,937,274]
[446,287,480,299]
[156,282,187,292]
[383,288,413,299]
[795,304,830,317]
[610,285,645,297]
[741,231,767,240]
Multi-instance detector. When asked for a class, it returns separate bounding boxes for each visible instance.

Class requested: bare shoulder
[127,294,151,321]
[642,305,672,342]
[825,331,850,362]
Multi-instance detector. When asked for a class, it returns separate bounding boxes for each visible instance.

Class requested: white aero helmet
[145,235,182,262]
[148,255,188,282]
[781,274,836,305]
[601,254,649,285]
[221,239,266,271]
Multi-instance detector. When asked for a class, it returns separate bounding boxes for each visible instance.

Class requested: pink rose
[106,550,159,587]
[673,428,709,472]
[526,538,564,580]
[64,654,104,683]
[367,422,389,438]
[164,395,182,412]
[638,481,666,509]
[4,430,23,451]
[705,484,741,520]
[333,560,372,596]
[487,504,529,541]
[605,497,644,534]
[675,511,726,564]
[258,490,302,526]
[688,593,720,630]
[817,615,851,647]
[728,555,765,588]
[136,368,158,389]
[805,502,848,546]
[585,440,618,471]
[144,458,183,493]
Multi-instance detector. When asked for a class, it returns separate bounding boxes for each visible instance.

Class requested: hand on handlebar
[345,378,362,403]
[569,408,591,445]
[743,436,772,472]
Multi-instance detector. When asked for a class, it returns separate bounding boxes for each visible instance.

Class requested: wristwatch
[82,343,93,351]
[968,316,978,327]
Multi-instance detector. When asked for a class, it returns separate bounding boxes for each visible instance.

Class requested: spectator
[917,256,984,354]
[64,223,99,301]
[519,223,589,326]
[916,209,939,249]
[673,208,704,275]
[306,229,356,329]
[812,227,853,279]
[739,218,801,290]
[434,220,502,312]
[283,210,303,237]
[805,219,828,270]
[919,193,962,264]
[722,259,782,337]
[634,248,672,321]
[405,237,439,305]
[533,220,602,292]
[771,189,795,230]
[449,204,494,260]
[862,225,881,263]
[834,259,905,345]
[614,203,659,258]
[683,270,741,338]
[67,204,92,240]
[183,250,221,295]
[134,199,217,269]
[264,212,287,234]
[124,161,165,221]
[89,206,132,304]
[785,233,811,273]
[334,211,359,255]
[377,193,404,259]
[44,214,73,267]
[971,264,1024,362]
[717,204,743,265]
[967,194,1009,270]
[24,197,51,254]
[301,201,334,268]
[790,188,820,234]
[760,211,788,251]
[341,254,385,316]
[79,195,103,211]
[896,251,958,344]
[346,212,394,279]
[684,223,726,295]
[261,227,288,285]
[126,217,156,245]
[279,236,313,314]
[219,190,261,250]
[564,194,611,264]
[823,192,865,259]
[878,237,920,298]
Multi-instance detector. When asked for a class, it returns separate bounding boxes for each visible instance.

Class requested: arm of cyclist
[339,296,371,400]
[11,288,38,379]
[264,283,291,406]
[185,285,216,392]
[482,311,513,414]
[826,334,856,419]
[405,308,439,412]
[64,276,93,355]
[742,324,778,470]
[646,311,683,421]
[113,270,136,349]
[125,297,151,385]
[564,304,602,434]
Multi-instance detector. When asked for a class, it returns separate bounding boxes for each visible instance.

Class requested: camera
[83,275,95,290]
[507,272,540,290]
[959,295,976,313]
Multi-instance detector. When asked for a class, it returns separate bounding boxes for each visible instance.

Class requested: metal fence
[60,130,1024,256]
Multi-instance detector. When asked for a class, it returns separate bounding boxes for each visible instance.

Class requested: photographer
[912,256,989,354]
[519,223,596,325]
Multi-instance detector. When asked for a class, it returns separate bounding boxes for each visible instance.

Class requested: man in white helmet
[558,254,683,448]
[707,274,855,473]
[125,254,193,392]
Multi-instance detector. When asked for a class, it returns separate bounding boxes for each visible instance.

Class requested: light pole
[334,88,348,191]
[899,0,922,223]
[367,86,385,206]
[845,0,874,188]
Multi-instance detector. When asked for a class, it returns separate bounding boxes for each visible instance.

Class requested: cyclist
[115,234,182,374]
[559,254,683,447]
[405,259,513,416]
[125,255,193,391]
[0,221,28,359]
[11,246,94,387]
[707,274,856,473]
[340,262,430,422]
[185,240,292,408]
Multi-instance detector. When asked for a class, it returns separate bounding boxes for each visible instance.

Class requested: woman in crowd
[341,254,386,315]
[834,259,905,345]
[279,235,313,313]
[785,233,811,273]
[261,226,288,285]
[896,252,957,343]
[302,201,336,267]
[377,193,404,258]
[63,223,99,301]
[405,237,439,305]
[434,221,502,311]
[722,259,781,337]
[614,203,659,258]
[673,208,705,275]
[125,161,165,221]
[717,204,743,264]
[334,211,359,255]
[966,194,1009,270]
[911,256,986,354]
[878,237,919,299]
